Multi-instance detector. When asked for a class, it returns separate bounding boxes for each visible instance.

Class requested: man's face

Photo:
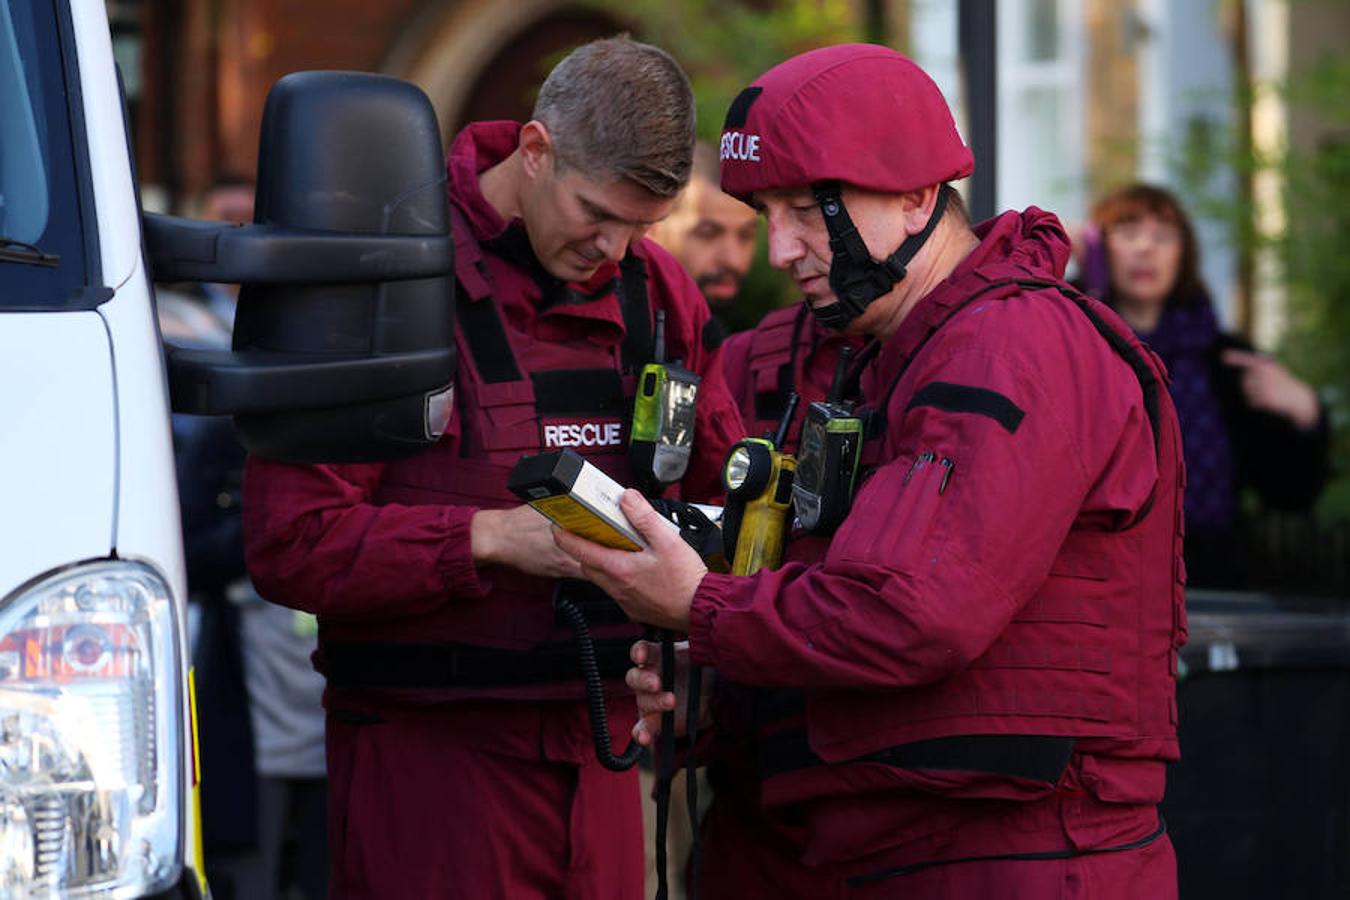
[652,176,759,308]
[521,155,674,283]
[753,185,911,334]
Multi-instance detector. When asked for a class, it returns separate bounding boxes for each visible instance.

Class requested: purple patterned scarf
[1120,294,1235,530]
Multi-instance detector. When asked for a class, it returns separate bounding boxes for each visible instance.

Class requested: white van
[0,2,455,896]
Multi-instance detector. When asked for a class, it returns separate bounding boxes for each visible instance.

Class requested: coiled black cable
[552,500,710,898]
[553,589,645,772]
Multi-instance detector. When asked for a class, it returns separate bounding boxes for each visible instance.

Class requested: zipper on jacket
[872,450,949,562]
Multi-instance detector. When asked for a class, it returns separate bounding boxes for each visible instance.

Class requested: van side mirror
[146,71,455,463]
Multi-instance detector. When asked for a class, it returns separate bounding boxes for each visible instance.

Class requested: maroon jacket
[689,208,1186,871]
[242,122,744,706]
[721,303,863,452]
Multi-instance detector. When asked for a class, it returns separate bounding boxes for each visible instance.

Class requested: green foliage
[582,0,866,326]
[1170,47,1350,519]
[1276,54,1350,518]
[584,0,860,141]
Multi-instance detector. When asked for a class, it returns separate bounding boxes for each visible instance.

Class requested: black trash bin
[1166,588,1350,899]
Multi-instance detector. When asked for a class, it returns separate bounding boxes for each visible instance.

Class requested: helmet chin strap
[809,182,949,330]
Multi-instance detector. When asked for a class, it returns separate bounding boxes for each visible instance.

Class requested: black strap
[753,303,815,427]
[753,391,790,430]
[620,254,653,372]
[483,221,554,282]
[1029,281,1161,455]
[847,814,1168,886]
[753,686,806,725]
[813,183,949,323]
[781,298,812,398]
[653,631,678,900]
[757,728,1075,784]
[878,184,949,283]
[702,316,727,352]
[684,663,704,900]
[752,689,1076,784]
[530,369,627,416]
[456,219,655,384]
[458,295,522,383]
[321,637,635,689]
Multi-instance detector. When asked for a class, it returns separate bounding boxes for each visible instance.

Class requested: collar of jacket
[860,207,1069,403]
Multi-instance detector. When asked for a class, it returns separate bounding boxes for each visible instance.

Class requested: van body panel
[0,312,116,595]
[101,260,189,607]
[70,0,138,291]
[70,3,202,886]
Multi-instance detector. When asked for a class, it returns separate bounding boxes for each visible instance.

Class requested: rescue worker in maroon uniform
[557,44,1185,898]
[242,37,743,899]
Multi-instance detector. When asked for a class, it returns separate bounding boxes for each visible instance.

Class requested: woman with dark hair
[1087,183,1329,585]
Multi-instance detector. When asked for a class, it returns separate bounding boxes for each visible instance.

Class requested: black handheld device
[792,347,864,534]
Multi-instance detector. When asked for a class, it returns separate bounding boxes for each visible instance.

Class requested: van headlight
[0,562,183,897]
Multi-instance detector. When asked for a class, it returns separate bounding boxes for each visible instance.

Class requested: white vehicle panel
[100,260,187,604]
[71,0,139,290]
[0,312,115,597]
[72,0,187,603]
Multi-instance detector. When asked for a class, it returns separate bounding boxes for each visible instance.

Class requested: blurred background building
[107,1,1344,337]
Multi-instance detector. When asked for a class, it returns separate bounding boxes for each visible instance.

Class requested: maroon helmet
[719,44,973,201]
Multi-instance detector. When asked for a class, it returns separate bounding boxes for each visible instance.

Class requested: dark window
[0,0,89,310]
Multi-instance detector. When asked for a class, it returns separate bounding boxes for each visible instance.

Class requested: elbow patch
[906,382,1025,434]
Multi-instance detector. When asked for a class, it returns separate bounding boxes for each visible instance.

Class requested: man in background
[651,142,759,340]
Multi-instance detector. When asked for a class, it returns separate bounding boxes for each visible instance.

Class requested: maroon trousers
[698,796,1178,900]
[324,699,643,899]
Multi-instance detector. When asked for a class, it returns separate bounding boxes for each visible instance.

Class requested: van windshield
[0,0,89,310]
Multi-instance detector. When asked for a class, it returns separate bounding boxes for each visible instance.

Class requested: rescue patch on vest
[906,382,1025,434]
[542,419,626,450]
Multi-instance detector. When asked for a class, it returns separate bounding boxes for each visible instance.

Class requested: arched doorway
[387,0,629,141]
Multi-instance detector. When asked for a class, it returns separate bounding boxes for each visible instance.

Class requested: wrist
[469,508,500,564]
[1290,388,1323,431]
[1289,385,1321,431]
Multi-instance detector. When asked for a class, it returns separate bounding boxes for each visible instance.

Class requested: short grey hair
[532,35,695,198]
